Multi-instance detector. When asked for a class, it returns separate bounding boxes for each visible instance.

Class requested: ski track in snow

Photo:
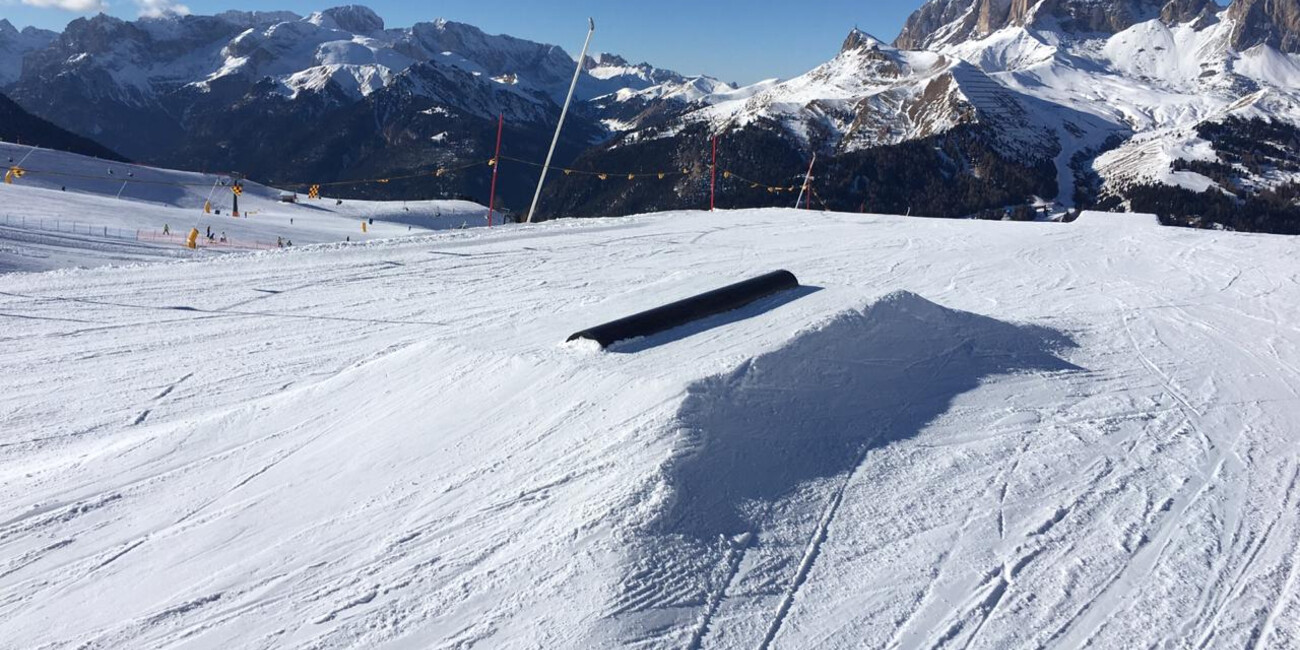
[1,208,1299,648]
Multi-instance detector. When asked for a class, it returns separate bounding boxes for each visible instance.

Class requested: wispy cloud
[135,0,189,18]
[16,0,192,16]
[20,0,107,12]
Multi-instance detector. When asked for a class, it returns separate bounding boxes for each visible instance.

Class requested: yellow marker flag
[435,169,446,177]
[598,173,608,180]
[723,171,732,179]
[628,174,635,180]
[658,172,666,180]
[488,159,497,167]
[564,169,573,176]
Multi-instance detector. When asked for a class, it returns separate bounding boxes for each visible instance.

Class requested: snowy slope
[2,207,1299,647]
[0,142,488,273]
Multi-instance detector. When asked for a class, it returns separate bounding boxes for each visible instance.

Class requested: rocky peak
[215,10,303,30]
[0,19,16,37]
[842,28,889,53]
[310,5,385,35]
[895,0,1181,50]
[57,14,142,54]
[585,53,630,69]
[1159,0,1219,25]
[1228,0,1300,53]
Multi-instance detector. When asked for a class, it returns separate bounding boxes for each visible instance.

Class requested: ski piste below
[2,206,1298,647]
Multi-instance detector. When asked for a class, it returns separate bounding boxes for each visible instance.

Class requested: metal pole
[526,17,595,224]
[710,135,717,212]
[487,113,504,227]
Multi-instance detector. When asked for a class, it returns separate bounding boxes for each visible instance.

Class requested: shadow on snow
[654,289,1081,540]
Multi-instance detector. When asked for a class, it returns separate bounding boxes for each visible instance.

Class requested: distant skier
[163,224,170,235]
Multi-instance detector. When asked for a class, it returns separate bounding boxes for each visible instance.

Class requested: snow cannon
[567,270,800,349]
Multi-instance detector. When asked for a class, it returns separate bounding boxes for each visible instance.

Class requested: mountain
[893,0,1193,50]
[545,0,1300,232]
[0,92,124,162]
[1,6,725,215]
[0,19,56,87]
[1228,0,1300,52]
[10,1,1300,230]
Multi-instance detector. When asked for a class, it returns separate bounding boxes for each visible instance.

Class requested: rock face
[895,0,1178,49]
[1159,0,1219,26]
[1229,0,1300,53]
[0,19,57,86]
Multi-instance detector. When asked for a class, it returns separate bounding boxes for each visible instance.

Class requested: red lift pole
[799,154,817,210]
[487,113,503,227]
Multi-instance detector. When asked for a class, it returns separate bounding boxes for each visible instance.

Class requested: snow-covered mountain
[563,0,1300,231]
[0,19,56,87]
[8,0,1300,229]
[0,6,726,215]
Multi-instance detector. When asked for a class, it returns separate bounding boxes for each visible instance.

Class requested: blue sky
[0,0,923,84]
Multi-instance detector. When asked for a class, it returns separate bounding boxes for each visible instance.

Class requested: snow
[2,200,1300,647]
[0,142,489,273]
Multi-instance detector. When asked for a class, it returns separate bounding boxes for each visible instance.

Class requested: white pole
[526,17,595,224]
[15,145,38,168]
[795,153,817,209]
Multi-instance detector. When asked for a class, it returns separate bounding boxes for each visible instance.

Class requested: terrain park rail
[567,270,800,348]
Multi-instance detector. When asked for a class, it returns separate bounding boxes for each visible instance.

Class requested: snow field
[0,207,1298,647]
[0,142,490,273]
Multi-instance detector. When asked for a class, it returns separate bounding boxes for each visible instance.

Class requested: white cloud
[135,0,189,17]
[20,0,107,12]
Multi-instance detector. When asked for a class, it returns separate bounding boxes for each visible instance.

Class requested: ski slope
[1,207,1299,648]
[0,142,490,273]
